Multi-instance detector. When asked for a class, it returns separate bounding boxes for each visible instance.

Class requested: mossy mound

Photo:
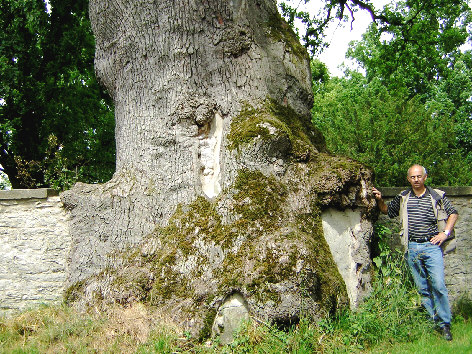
[228,99,327,161]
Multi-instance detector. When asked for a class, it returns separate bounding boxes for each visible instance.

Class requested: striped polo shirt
[387,189,457,240]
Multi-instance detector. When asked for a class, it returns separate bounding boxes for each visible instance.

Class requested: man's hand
[372,187,382,200]
[431,214,458,245]
[430,232,448,246]
[372,187,388,214]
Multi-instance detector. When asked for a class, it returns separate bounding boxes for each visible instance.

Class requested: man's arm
[444,213,459,234]
[372,187,388,214]
[430,213,458,246]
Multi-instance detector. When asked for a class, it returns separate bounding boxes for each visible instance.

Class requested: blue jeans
[407,242,451,327]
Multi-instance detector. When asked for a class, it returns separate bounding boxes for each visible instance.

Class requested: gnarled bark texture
[61,0,376,339]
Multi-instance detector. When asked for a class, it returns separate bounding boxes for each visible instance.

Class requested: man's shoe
[441,325,453,341]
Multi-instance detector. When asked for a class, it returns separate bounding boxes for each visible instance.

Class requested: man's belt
[409,236,432,243]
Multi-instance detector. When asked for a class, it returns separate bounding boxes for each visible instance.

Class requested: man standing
[372,164,458,341]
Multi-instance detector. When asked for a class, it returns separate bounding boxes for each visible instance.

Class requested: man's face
[407,166,427,190]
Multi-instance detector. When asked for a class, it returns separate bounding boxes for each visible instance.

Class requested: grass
[2,293,470,353]
[1,235,472,353]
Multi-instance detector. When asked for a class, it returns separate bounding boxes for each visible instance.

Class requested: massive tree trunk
[62,0,376,340]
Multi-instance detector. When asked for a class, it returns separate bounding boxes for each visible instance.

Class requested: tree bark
[63,0,315,279]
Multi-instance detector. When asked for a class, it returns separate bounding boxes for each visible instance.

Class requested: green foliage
[312,71,472,186]
[310,225,427,351]
[278,1,329,55]
[278,1,472,187]
[372,225,395,271]
[440,58,472,158]
[279,0,471,60]
[453,293,472,320]
[346,18,472,163]
[222,320,289,353]
[0,169,10,189]
[136,327,179,354]
[347,1,472,98]
[310,59,330,84]
[0,0,115,189]
[0,304,104,353]
[338,3,472,186]
[43,134,80,190]
[12,133,82,190]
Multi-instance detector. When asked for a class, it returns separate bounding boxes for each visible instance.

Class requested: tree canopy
[311,68,472,186]
[0,0,115,189]
[279,0,471,57]
[308,0,472,186]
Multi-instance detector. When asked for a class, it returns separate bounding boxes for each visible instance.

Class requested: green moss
[140,167,344,313]
[243,246,294,303]
[265,12,308,61]
[198,308,217,341]
[227,103,291,151]
[227,99,326,159]
[295,212,348,312]
[213,169,291,300]
[233,169,287,227]
[64,280,86,304]
[148,269,189,304]
[112,271,150,297]
[303,153,366,199]
[266,98,326,153]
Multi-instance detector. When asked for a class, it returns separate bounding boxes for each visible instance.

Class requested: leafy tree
[312,70,472,186]
[0,0,115,189]
[347,15,471,98]
[299,0,472,187]
[436,57,472,158]
[337,1,472,184]
[279,0,471,58]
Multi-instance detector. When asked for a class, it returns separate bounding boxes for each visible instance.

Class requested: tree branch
[346,3,355,30]
[350,0,403,26]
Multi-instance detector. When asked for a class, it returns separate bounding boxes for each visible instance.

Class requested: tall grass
[1,226,471,353]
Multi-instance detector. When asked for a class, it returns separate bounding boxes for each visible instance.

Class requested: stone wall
[1,186,471,318]
[377,186,472,303]
[0,189,70,317]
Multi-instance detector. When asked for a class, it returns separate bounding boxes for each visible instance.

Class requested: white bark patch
[199,112,223,198]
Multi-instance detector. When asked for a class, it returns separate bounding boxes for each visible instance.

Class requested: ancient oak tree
[62,0,375,339]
